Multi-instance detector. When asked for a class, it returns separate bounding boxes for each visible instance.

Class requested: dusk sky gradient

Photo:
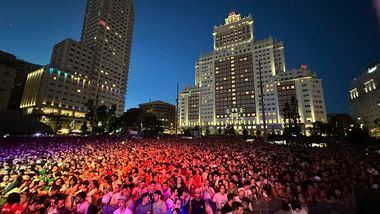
[0,0,379,113]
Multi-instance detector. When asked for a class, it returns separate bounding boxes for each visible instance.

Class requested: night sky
[0,0,379,114]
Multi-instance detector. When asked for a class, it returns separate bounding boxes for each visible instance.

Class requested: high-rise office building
[21,0,134,132]
[0,50,41,111]
[349,62,380,135]
[0,51,17,111]
[178,12,327,134]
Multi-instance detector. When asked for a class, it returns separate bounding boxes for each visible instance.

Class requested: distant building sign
[368,65,377,73]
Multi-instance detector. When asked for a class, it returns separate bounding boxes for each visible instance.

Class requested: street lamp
[258,60,267,143]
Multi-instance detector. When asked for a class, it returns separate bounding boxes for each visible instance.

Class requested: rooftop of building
[139,100,175,107]
[276,65,318,81]
[351,60,380,82]
[214,11,253,29]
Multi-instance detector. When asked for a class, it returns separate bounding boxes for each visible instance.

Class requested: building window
[349,88,359,99]
[364,79,376,93]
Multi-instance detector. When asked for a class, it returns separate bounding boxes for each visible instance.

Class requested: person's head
[153,190,162,202]
[56,195,67,210]
[174,198,182,209]
[243,180,250,190]
[162,182,168,191]
[241,197,250,209]
[182,188,190,198]
[122,184,132,195]
[69,176,78,186]
[232,201,243,214]
[227,193,234,202]
[262,184,272,198]
[111,174,118,181]
[6,192,20,205]
[54,178,64,186]
[117,195,128,209]
[204,179,210,186]
[75,191,86,204]
[238,189,245,199]
[170,187,178,197]
[228,181,236,190]
[291,200,302,212]
[19,193,27,204]
[176,176,183,185]
[90,180,99,189]
[194,187,202,199]
[2,174,9,182]
[171,208,181,214]
[141,192,150,204]
[219,184,226,194]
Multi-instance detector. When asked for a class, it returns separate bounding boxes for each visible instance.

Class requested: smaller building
[349,61,380,136]
[139,100,176,133]
[0,50,41,111]
[275,65,328,130]
[0,51,17,111]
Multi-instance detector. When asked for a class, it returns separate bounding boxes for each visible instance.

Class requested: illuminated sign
[98,19,107,27]
[368,65,377,73]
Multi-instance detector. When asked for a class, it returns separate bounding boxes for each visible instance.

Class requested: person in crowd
[135,192,152,214]
[169,197,182,214]
[189,188,213,214]
[290,200,308,214]
[152,190,167,214]
[166,187,178,210]
[231,201,244,214]
[1,192,25,213]
[74,191,90,214]
[113,195,133,214]
[213,184,228,212]
[220,193,234,214]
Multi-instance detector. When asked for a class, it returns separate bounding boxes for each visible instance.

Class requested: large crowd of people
[0,136,379,214]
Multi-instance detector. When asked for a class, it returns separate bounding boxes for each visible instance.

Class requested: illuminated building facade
[275,66,327,130]
[349,62,380,135]
[21,67,89,132]
[20,0,134,133]
[178,12,327,134]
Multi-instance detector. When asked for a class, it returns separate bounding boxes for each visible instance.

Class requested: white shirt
[213,192,227,208]
[113,207,133,214]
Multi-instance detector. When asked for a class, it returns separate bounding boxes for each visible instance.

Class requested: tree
[184,127,193,136]
[224,125,235,136]
[81,121,88,134]
[242,128,248,137]
[347,125,370,145]
[141,112,163,137]
[93,104,117,134]
[256,130,262,136]
[218,128,222,135]
[205,126,210,136]
[120,108,144,132]
[116,108,163,137]
[328,114,354,138]
[85,99,96,132]
[282,96,302,137]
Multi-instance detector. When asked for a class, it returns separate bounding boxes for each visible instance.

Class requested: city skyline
[1,0,379,114]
